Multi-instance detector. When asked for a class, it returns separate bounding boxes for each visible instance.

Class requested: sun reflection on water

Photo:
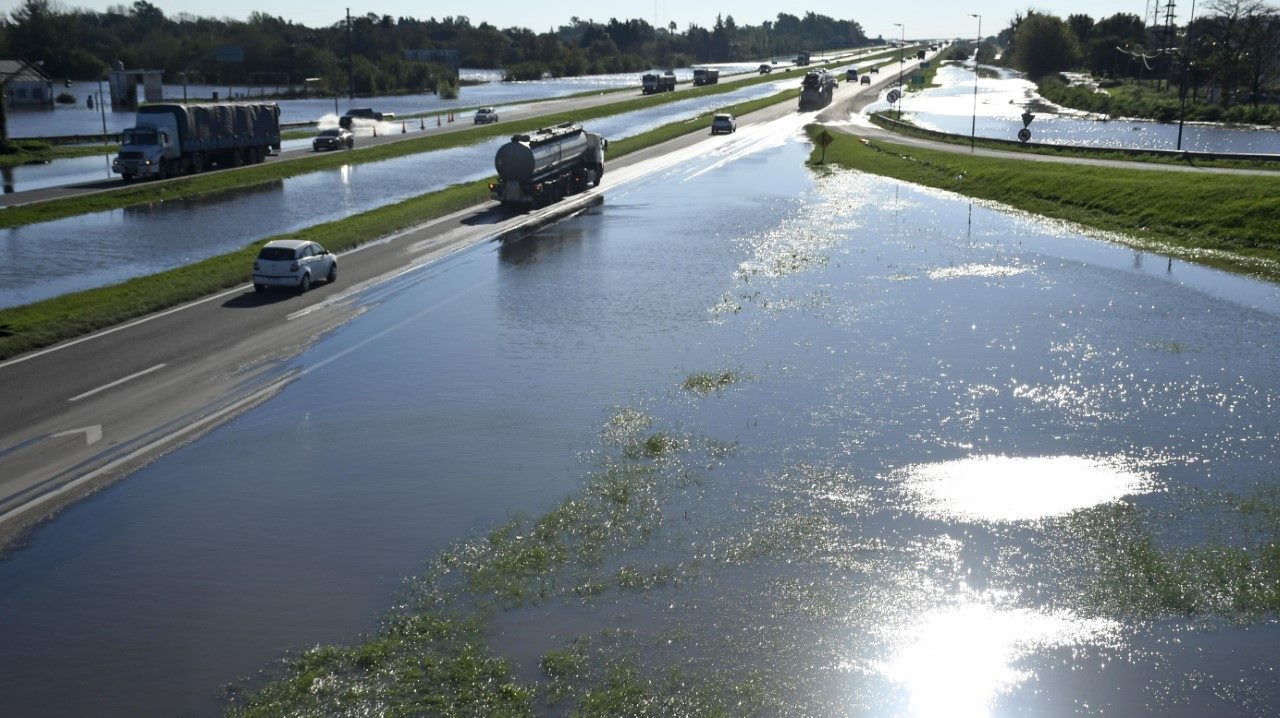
[903,455,1153,523]
[873,592,1118,718]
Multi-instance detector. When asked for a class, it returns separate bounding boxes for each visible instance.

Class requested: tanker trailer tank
[491,123,607,208]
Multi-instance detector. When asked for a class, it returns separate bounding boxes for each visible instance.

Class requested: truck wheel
[254,283,265,292]
[121,173,134,182]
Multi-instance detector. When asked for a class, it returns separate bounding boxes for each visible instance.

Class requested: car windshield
[257,247,297,261]
[318,130,340,137]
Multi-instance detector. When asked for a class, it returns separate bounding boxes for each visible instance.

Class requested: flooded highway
[0,78,794,308]
[870,63,1280,154]
[2,120,1279,716]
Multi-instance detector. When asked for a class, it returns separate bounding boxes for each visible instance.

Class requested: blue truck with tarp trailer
[112,102,281,181]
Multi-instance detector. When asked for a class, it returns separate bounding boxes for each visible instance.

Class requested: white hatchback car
[252,239,337,293]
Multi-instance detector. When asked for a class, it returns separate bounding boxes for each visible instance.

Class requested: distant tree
[1067,13,1094,44]
[1007,11,1081,78]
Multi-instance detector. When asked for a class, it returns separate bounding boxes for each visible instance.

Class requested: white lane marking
[51,425,103,446]
[67,363,166,402]
[0,373,295,528]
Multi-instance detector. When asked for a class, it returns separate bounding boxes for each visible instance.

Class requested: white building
[0,60,53,107]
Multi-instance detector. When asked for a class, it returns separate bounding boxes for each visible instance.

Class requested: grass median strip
[0,86,800,360]
[806,125,1280,279]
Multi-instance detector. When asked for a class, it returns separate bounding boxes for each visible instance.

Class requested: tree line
[0,0,870,94]
[996,1,1279,108]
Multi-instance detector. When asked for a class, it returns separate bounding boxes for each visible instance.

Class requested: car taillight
[289,262,300,271]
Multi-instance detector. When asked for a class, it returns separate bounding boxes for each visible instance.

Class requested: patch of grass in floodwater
[1143,339,1188,353]
[228,406,741,714]
[0,139,117,167]
[806,126,1280,282]
[224,613,534,717]
[539,636,768,717]
[1050,486,1280,619]
[0,85,804,361]
[681,370,743,395]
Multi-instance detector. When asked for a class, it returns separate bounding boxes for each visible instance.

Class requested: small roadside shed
[0,60,53,107]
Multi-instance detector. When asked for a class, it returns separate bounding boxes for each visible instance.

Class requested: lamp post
[892,22,904,118]
[970,13,981,152]
[1176,0,1197,151]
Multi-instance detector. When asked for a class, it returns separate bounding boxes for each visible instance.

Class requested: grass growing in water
[1048,486,1280,618]
[0,140,118,167]
[806,126,1280,280]
[227,404,746,715]
[681,370,743,395]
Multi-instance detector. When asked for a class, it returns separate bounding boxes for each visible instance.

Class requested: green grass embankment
[0,50,893,230]
[0,88,799,360]
[806,126,1280,278]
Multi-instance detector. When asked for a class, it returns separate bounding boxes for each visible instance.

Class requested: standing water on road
[2,125,1279,716]
[862,63,1280,154]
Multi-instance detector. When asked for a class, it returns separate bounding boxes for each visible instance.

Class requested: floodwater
[0,78,794,308]
[2,122,1279,716]
[865,63,1280,154]
[7,59,805,139]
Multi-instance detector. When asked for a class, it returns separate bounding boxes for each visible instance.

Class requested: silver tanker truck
[490,123,607,207]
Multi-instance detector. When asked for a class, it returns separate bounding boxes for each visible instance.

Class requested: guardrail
[871,113,1280,163]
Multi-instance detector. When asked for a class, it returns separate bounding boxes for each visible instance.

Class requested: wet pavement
[0,78,793,309]
[867,63,1280,154]
[2,126,1279,716]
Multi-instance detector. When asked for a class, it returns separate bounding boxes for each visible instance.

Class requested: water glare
[903,455,1155,523]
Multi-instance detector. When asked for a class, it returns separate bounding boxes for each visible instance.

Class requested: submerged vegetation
[1051,486,1280,618]
[807,127,1280,280]
[681,370,743,395]
[226,406,752,715]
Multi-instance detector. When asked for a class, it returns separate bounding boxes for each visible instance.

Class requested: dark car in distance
[313,128,354,151]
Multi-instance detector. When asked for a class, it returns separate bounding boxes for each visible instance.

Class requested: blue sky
[57,1,1188,40]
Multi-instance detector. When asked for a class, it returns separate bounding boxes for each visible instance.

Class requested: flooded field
[6,59,808,139]
[0,78,795,309]
[2,126,1279,716]
[866,63,1280,154]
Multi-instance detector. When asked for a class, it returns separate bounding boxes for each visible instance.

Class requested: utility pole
[347,8,355,101]
[1176,0,1197,151]
[970,14,982,152]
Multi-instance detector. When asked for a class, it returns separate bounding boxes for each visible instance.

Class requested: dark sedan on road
[313,128,354,151]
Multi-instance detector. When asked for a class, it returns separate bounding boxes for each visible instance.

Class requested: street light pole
[893,23,904,119]
[1176,0,1197,151]
[970,13,982,152]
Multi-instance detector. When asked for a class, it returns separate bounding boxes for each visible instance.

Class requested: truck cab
[113,116,180,180]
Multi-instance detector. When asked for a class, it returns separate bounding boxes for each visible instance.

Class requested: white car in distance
[252,239,337,293]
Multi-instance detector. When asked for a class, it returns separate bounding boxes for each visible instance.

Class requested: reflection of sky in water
[903,455,1154,522]
[872,592,1119,718]
[862,63,1280,154]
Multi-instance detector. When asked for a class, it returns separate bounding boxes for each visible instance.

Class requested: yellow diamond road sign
[817,130,834,148]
